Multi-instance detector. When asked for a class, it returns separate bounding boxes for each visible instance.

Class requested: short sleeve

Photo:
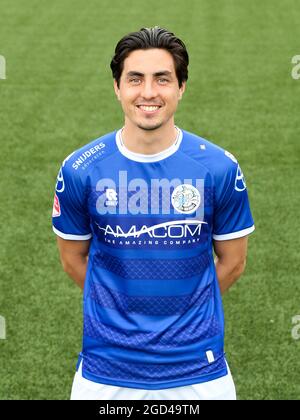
[213,159,255,241]
[52,159,92,240]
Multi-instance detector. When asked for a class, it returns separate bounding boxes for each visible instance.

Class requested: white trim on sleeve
[52,226,92,241]
[213,225,255,241]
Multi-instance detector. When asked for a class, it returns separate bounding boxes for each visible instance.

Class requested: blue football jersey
[52,127,254,389]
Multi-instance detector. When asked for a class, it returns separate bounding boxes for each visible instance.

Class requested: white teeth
[139,106,160,112]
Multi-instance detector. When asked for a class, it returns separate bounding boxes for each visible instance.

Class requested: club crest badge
[171,184,201,214]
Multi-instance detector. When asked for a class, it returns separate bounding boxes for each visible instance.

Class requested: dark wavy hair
[110,26,189,88]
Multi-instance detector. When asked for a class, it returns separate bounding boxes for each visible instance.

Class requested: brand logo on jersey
[52,194,61,217]
[55,168,65,193]
[105,188,118,207]
[72,142,106,170]
[55,152,75,193]
[96,220,206,238]
[235,165,247,191]
[171,184,201,214]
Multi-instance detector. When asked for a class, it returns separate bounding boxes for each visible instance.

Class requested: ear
[178,81,186,100]
[114,79,121,101]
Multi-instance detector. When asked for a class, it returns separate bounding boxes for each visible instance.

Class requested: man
[52,27,254,400]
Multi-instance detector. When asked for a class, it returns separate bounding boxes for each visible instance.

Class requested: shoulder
[60,130,118,179]
[180,129,240,179]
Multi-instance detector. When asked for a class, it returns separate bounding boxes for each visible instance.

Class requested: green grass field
[0,0,300,400]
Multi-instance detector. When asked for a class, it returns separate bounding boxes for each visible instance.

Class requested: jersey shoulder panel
[180,129,239,179]
[52,131,119,239]
[62,131,119,178]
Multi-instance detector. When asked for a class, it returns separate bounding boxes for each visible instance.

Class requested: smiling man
[114,47,185,154]
[52,27,255,400]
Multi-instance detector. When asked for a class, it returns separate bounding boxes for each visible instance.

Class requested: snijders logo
[72,142,106,170]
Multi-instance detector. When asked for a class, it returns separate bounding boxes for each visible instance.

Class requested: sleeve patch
[52,194,61,217]
[235,165,247,192]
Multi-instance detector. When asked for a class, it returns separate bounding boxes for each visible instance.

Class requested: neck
[121,119,178,155]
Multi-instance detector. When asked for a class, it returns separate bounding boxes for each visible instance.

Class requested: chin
[136,122,164,131]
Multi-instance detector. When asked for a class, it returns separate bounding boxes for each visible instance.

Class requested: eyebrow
[126,71,173,78]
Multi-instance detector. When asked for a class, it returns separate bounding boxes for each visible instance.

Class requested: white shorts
[70,360,236,400]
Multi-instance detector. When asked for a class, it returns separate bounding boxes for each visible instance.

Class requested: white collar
[116,126,183,163]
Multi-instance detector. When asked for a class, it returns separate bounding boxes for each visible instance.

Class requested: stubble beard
[136,121,164,131]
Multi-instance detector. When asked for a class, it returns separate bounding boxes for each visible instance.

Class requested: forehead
[122,48,176,74]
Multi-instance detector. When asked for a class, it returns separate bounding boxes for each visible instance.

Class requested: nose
[141,79,157,100]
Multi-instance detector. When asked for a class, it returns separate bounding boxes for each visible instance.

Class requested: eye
[158,78,168,84]
[129,78,141,85]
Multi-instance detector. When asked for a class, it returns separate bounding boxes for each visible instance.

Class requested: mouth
[136,105,162,114]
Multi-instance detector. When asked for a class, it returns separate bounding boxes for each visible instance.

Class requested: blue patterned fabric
[52,128,254,389]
